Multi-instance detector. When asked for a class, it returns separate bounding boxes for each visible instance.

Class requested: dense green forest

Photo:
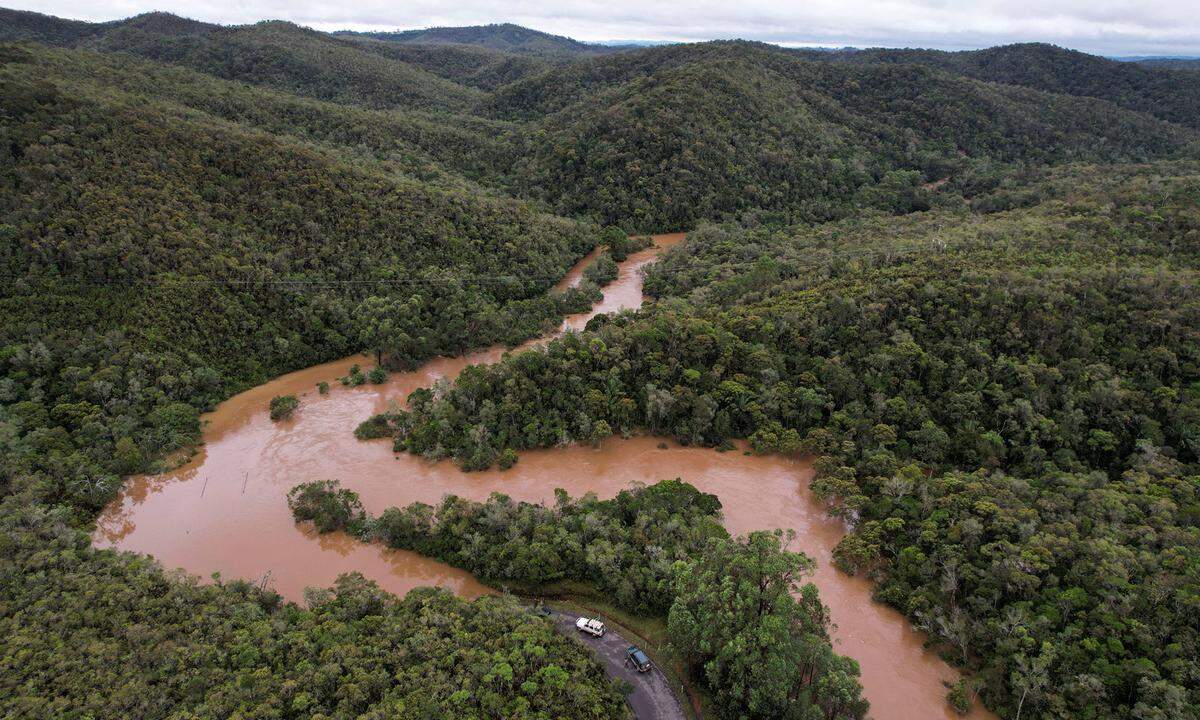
[1133,57,1200,72]
[289,478,869,719]
[387,163,1200,718]
[2,9,1199,719]
[489,41,1193,229]
[0,41,614,517]
[800,43,1200,130]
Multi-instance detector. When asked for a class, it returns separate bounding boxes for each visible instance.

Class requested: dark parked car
[626,645,652,673]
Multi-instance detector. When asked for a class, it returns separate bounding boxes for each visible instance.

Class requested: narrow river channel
[95,233,994,720]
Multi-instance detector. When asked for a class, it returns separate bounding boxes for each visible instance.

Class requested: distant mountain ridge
[0,9,484,110]
[793,42,1200,129]
[1131,57,1200,72]
[335,23,630,56]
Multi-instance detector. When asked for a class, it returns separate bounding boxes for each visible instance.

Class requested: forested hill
[0,40,609,514]
[0,7,114,44]
[339,40,556,90]
[3,10,1198,230]
[492,40,1194,227]
[0,9,484,110]
[803,43,1200,129]
[1133,57,1200,72]
[337,23,625,56]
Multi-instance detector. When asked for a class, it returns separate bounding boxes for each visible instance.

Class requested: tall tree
[668,530,869,720]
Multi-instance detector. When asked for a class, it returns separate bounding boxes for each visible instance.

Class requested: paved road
[547,610,687,720]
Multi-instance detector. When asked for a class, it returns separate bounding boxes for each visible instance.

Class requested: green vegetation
[0,41,604,516]
[1134,58,1200,72]
[669,530,869,720]
[340,365,367,387]
[0,507,629,718]
[583,252,620,286]
[387,163,1200,718]
[268,394,300,421]
[295,478,724,612]
[0,29,626,717]
[287,479,366,533]
[606,229,653,262]
[947,679,974,715]
[805,43,1200,130]
[0,9,484,111]
[490,42,1193,229]
[3,10,1200,718]
[291,479,869,719]
[6,13,1196,234]
[340,40,555,91]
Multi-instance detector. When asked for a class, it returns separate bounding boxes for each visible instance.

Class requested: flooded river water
[95,233,992,720]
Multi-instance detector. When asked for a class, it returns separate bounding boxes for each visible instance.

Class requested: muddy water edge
[95,232,993,720]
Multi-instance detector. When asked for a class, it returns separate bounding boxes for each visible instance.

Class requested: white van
[575,617,606,637]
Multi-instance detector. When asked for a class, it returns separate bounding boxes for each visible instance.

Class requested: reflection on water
[94,233,991,720]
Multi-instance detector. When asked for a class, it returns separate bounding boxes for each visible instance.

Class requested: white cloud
[9,0,1200,55]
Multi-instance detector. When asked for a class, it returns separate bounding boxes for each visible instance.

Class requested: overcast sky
[9,0,1200,56]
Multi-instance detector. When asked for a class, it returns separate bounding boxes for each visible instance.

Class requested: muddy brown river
[95,233,993,720]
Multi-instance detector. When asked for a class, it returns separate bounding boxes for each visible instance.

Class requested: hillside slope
[497,42,1196,228]
[342,38,556,90]
[806,43,1200,130]
[11,43,516,187]
[0,10,483,110]
[1,42,603,514]
[0,6,113,44]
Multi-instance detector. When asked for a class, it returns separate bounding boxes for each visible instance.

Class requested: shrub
[340,364,366,386]
[269,395,300,421]
[583,252,619,286]
[354,413,395,440]
[497,447,519,469]
[286,480,366,534]
[946,680,972,715]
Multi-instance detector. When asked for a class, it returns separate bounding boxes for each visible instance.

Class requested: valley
[1,8,1197,720]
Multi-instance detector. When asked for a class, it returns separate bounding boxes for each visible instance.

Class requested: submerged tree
[286,480,366,534]
[268,395,299,421]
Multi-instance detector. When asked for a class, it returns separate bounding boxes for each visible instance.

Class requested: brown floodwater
[95,232,992,720]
